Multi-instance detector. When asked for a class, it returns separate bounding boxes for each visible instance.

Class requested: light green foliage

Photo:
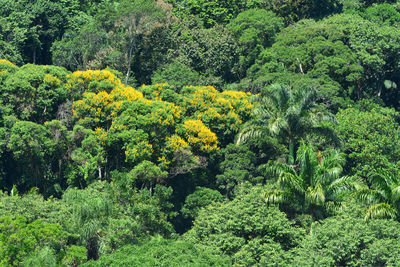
[61,181,174,259]
[336,103,400,177]
[0,216,63,266]
[0,64,69,123]
[22,247,57,267]
[0,181,175,261]
[228,9,283,48]
[62,181,174,258]
[83,236,231,266]
[0,191,66,224]
[62,245,88,267]
[181,186,223,219]
[363,3,400,26]
[184,185,304,265]
[291,212,400,266]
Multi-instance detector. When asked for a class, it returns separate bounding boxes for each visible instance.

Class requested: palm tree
[263,143,361,218]
[237,84,337,164]
[356,169,400,220]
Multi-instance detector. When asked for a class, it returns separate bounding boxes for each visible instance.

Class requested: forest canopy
[1,0,400,266]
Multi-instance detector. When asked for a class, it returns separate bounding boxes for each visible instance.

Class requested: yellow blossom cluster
[66,69,122,94]
[0,59,14,66]
[111,85,144,102]
[70,68,254,171]
[184,86,219,110]
[125,141,153,163]
[157,155,170,170]
[73,91,113,124]
[182,120,218,152]
[220,90,253,117]
[94,127,107,145]
[73,79,146,125]
[43,74,61,86]
[149,101,183,126]
[182,86,253,134]
[166,134,189,151]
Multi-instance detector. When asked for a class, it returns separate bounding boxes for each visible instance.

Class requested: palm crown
[357,169,400,220]
[264,143,361,218]
[237,84,337,164]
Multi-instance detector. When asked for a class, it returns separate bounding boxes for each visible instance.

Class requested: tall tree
[264,143,361,218]
[356,169,400,220]
[237,84,337,164]
[116,0,166,85]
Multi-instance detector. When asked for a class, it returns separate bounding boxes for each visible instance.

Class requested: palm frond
[279,171,304,194]
[297,143,317,185]
[306,184,325,206]
[236,125,264,145]
[355,189,384,205]
[328,176,366,195]
[262,161,296,180]
[365,203,397,220]
[269,116,288,136]
[324,201,343,214]
[263,189,286,204]
[369,170,393,200]
[391,185,400,202]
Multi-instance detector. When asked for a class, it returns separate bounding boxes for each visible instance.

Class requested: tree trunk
[33,47,36,64]
[288,140,295,165]
[124,37,135,85]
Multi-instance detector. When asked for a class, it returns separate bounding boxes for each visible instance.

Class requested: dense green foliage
[2,0,400,266]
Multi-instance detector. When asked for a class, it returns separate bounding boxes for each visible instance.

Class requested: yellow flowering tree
[70,69,253,185]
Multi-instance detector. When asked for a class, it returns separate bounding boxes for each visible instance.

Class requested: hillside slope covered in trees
[2,0,400,266]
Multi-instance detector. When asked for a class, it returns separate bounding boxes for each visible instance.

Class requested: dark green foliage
[181,186,223,219]
[0,0,85,65]
[216,144,263,195]
[228,9,284,78]
[169,0,340,26]
[152,62,203,90]
[165,18,240,86]
[249,13,400,108]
